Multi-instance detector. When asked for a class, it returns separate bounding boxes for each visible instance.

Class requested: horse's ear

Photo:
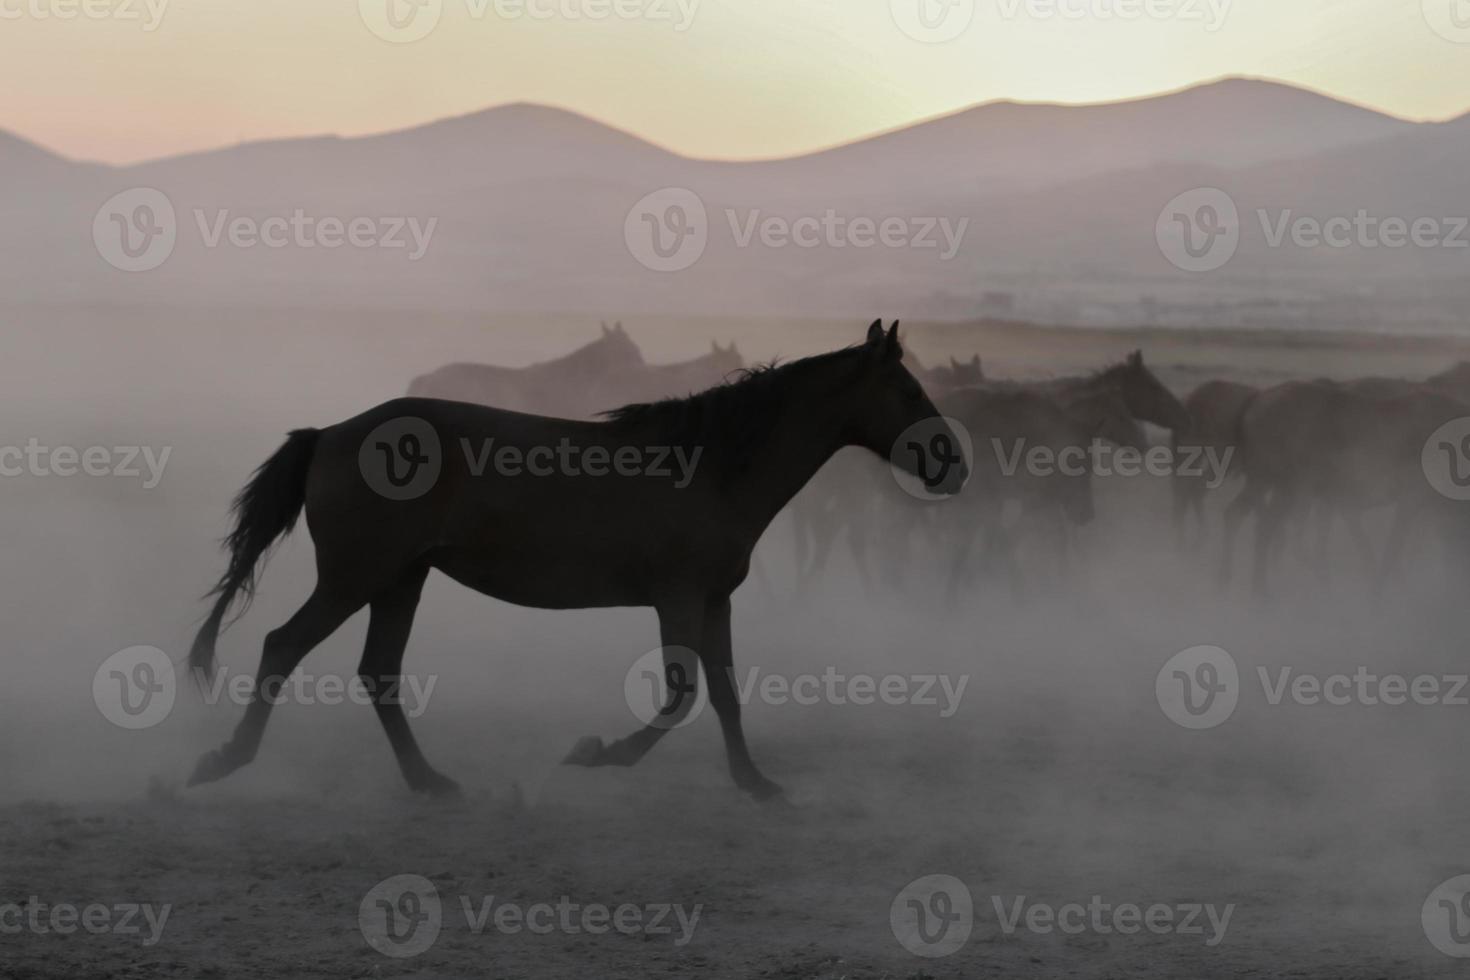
[614,320,624,333]
[972,354,981,367]
[1128,349,1143,367]
[950,356,961,369]
[712,339,720,353]
[602,321,611,335]
[884,322,902,361]
[865,319,884,344]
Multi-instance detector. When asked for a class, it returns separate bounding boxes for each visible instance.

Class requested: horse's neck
[723,388,852,534]
[547,339,624,373]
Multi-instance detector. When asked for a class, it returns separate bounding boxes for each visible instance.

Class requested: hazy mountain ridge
[2,78,1465,330]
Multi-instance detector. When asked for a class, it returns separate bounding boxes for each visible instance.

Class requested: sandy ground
[7,307,1470,978]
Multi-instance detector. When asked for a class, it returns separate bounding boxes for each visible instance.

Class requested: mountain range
[5,77,1467,330]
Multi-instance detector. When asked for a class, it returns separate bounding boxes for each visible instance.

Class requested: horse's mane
[601,345,861,466]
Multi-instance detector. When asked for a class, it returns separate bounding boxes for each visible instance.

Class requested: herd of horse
[182,320,1470,799]
[401,322,1470,599]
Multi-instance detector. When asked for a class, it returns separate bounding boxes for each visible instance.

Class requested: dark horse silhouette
[185,321,965,802]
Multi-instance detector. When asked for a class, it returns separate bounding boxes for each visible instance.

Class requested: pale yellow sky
[3,0,1467,164]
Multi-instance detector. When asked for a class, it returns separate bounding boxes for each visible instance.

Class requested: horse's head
[847,319,968,496]
[596,320,645,369]
[1109,350,1188,431]
[709,339,745,376]
[948,354,984,387]
[1066,389,1148,451]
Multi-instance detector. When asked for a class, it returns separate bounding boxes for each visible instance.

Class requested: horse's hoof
[745,778,786,803]
[562,736,606,767]
[186,749,231,788]
[413,771,462,799]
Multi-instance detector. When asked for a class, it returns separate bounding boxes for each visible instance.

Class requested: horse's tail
[189,427,320,686]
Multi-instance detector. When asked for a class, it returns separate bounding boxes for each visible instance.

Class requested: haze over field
[9,3,1470,978]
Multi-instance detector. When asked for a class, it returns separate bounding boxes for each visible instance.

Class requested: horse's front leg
[698,595,783,802]
[563,594,704,769]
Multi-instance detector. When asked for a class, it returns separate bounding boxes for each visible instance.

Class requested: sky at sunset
[3,0,1468,165]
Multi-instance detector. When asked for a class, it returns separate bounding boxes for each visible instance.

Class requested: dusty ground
[6,308,1470,978]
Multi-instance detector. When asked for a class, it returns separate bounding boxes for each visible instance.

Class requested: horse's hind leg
[697,596,782,801]
[189,587,362,787]
[358,567,458,797]
[1218,479,1259,587]
[564,595,704,770]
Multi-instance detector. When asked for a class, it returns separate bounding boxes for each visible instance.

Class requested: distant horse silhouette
[907,350,984,393]
[938,386,1105,597]
[1171,379,1257,549]
[789,344,981,589]
[407,321,645,417]
[1025,351,1188,434]
[186,321,965,801]
[790,351,1179,590]
[1428,361,1470,401]
[1220,379,1464,593]
[593,340,745,409]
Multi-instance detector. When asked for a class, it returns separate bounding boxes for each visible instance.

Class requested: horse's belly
[428,535,652,609]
